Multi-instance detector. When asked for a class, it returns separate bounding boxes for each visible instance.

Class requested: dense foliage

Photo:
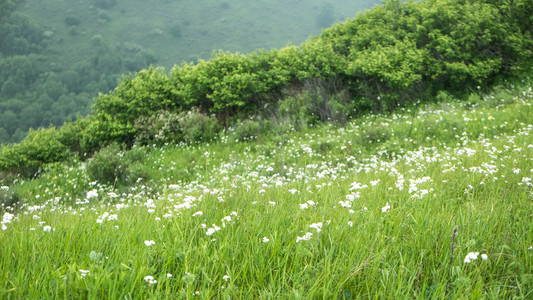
[0,0,375,143]
[1,0,533,178]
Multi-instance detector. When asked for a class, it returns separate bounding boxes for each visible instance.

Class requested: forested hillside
[0,0,377,143]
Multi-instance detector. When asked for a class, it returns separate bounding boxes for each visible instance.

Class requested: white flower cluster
[464,252,488,263]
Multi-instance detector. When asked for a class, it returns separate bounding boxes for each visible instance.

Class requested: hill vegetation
[0,0,532,297]
[1,73,532,298]
[1,0,532,179]
[0,0,377,143]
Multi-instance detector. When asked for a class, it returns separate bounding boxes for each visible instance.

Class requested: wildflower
[381,203,391,213]
[86,189,98,199]
[299,203,308,210]
[79,269,89,278]
[222,275,230,281]
[347,221,353,227]
[144,275,157,286]
[296,232,313,242]
[206,228,216,236]
[167,274,173,278]
[309,222,323,232]
[481,254,488,260]
[192,211,203,217]
[262,237,270,243]
[339,201,351,208]
[464,252,479,263]
[43,225,52,232]
[144,240,156,246]
[307,200,315,206]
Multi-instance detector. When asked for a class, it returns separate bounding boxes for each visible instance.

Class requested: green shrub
[86,143,148,186]
[229,119,272,142]
[135,111,182,146]
[230,120,261,142]
[57,116,90,157]
[135,108,221,146]
[277,80,352,129]
[179,108,222,143]
[0,127,71,178]
[86,143,124,185]
[277,96,312,130]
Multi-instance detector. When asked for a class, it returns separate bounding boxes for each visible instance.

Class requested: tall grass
[1,82,532,298]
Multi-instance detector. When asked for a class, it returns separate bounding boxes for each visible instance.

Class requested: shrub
[86,143,124,185]
[86,143,148,186]
[134,108,221,146]
[179,108,222,143]
[0,127,71,178]
[57,116,90,157]
[277,96,312,130]
[230,120,261,142]
[277,79,352,128]
[135,111,182,146]
[229,119,272,142]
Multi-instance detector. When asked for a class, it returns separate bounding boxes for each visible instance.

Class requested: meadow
[1,79,532,298]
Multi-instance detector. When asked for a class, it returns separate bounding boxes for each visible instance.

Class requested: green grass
[1,81,532,298]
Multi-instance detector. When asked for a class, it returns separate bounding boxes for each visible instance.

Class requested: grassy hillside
[1,78,532,298]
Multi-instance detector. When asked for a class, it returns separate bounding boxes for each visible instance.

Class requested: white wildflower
[144,275,157,286]
[309,222,323,232]
[296,232,313,242]
[79,269,90,278]
[86,189,98,199]
[464,252,479,263]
